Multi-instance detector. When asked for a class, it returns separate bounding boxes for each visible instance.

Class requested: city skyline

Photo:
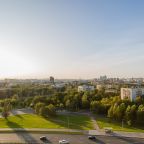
[0,0,144,79]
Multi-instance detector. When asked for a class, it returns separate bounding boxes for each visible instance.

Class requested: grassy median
[0,114,93,130]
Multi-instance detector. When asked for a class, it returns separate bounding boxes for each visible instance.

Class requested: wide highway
[0,133,143,144]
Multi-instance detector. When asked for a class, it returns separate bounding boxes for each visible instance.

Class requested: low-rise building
[96,84,104,90]
[105,89,118,93]
[52,83,65,89]
[121,88,144,101]
[78,85,95,92]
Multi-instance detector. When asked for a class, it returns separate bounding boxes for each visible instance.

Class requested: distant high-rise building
[100,75,107,81]
[50,76,54,84]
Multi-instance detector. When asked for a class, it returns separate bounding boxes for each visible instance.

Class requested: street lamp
[67,116,69,129]
[122,119,124,128]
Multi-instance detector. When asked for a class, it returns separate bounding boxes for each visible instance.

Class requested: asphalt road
[0,133,143,144]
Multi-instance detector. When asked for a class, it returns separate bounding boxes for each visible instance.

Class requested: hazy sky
[0,0,144,79]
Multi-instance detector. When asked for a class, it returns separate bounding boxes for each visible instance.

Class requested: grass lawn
[95,115,144,133]
[0,114,93,130]
[57,114,93,130]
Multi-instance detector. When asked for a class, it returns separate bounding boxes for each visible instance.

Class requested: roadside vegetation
[96,115,144,133]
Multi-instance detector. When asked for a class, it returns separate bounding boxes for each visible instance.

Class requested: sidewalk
[90,114,100,131]
[89,130,144,139]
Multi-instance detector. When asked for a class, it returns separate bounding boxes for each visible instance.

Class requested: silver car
[59,139,69,144]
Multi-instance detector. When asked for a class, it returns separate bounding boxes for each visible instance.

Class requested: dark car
[88,135,96,140]
[40,136,47,141]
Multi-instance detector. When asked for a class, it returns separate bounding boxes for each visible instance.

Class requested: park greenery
[96,115,144,132]
[0,83,144,130]
[0,114,93,130]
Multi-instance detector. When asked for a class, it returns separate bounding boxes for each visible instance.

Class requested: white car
[59,139,69,144]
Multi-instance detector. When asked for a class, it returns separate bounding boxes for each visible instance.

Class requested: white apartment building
[121,88,144,101]
[78,85,95,92]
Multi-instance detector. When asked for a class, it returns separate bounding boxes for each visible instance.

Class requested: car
[88,135,96,140]
[59,139,69,144]
[40,136,47,141]
[105,128,113,134]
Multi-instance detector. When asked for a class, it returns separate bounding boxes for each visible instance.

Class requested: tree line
[0,84,143,126]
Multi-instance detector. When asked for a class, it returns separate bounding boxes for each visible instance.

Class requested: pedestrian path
[90,114,100,131]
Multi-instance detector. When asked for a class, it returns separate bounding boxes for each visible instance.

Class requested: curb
[0,129,84,135]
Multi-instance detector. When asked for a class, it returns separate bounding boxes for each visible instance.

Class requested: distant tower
[50,76,54,84]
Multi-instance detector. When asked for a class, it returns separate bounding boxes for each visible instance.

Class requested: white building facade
[78,85,95,92]
[121,88,144,101]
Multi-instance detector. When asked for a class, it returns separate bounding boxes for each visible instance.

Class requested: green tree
[2,101,12,119]
[65,100,71,110]
[90,101,101,114]
[135,96,142,105]
[112,103,118,120]
[108,105,114,119]
[82,94,89,109]
[33,96,46,105]
[47,104,56,116]
[34,102,45,115]
[137,105,144,124]
[117,103,126,121]
[125,105,132,126]
[59,103,64,111]
[130,104,137,124]
[40,104,56,117]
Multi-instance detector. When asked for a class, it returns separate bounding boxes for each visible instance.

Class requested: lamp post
[122,119,124,128]
[67,116,69,129]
